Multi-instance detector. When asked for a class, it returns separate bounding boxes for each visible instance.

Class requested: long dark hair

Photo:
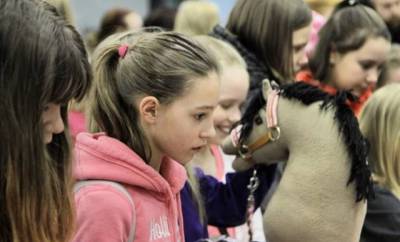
[309,3,390,82]
[226,0,312,82]
[0,0,91,241]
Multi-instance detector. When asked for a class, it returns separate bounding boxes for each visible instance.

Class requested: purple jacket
[181,165,276,242]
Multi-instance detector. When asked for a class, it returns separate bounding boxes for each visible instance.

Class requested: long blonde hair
[174,0,220,36]
[88,29,219,162]
[195,35,247,70]
[360,84,400,198]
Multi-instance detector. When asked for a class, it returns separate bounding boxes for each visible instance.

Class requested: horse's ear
[262,79,272,100]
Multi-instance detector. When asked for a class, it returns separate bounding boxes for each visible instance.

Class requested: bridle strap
[230,88,281,161]
[247,133,271,153]
[267,89,279,128]
[246,89,280,153]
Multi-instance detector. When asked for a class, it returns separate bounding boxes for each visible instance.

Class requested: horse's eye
[254,115,263,125]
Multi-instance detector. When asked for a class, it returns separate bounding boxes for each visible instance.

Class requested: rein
[230,85,281,242]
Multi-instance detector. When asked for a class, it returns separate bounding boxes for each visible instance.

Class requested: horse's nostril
[239,144,249,154]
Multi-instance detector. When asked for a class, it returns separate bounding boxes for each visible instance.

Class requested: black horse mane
[239,81,373,202]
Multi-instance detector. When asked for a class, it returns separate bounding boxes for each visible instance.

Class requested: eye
[359,61,374,70]
[43,105,50,112]
[219,101,234,110]
[194,113,207,121]
[293,43,307,53]
[254,115,263,125]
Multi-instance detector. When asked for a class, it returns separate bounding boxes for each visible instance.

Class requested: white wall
[70,0,236,34]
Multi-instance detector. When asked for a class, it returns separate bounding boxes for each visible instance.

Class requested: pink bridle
[231,89,281,161]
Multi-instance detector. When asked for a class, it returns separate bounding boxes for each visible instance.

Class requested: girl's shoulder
[73,181,135,242]
[75,181,135,215]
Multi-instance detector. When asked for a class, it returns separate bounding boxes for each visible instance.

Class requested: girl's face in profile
[330,36,391,97]
[292,23,312,74]
[211,66,249,145]
[42,103,64,144]
[150,72,220,164]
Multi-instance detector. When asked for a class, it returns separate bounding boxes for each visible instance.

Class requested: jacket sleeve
[72,185,134,242]
[197,164,276,227]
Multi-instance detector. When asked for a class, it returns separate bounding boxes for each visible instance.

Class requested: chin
[213,134,227,145]
[174,154,193,165]
[44,135,53,144]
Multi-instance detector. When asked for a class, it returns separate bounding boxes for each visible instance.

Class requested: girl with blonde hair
[180,35,274,242]
[359,84,400,241]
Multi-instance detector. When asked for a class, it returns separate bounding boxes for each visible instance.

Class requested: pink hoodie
[73,132,187,242]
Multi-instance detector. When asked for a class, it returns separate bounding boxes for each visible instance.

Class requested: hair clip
[118,44,129,58]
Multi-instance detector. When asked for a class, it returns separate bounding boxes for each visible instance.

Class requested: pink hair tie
[118,44,129,58]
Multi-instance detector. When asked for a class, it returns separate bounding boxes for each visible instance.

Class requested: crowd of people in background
[1,0,400,241]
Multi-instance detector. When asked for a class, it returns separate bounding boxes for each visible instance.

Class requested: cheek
[335,63,362,88]
[213,108,227,125]
[387,69,400,84]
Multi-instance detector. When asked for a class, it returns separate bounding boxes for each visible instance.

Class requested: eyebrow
[195,105,215,110]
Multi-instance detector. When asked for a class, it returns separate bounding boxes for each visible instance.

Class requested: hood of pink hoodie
[74,132,187,197]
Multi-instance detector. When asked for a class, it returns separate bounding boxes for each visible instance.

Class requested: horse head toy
[223,79,373,242]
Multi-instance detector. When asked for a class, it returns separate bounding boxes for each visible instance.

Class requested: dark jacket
[361,183,400,242]
[181,166,276,242]
[210,25,278,96]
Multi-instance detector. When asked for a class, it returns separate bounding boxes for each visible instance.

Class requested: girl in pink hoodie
[73,29,221,242]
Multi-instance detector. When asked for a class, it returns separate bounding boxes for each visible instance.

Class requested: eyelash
[360,62,374,70]
[43,105,50,112]
[194,113,207,121]
[221,103,233,110]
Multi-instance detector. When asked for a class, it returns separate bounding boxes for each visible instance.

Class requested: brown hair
[97,8,142,45]
[226,0,312,82]
[309,4,391,82]
[88,29,219,162]
[0,0,91,242]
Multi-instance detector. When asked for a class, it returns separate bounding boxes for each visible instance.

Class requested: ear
[262,79,272,100]
[138,96,160,124]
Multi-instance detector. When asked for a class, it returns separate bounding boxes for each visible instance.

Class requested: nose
[200,120,216,139]
[294,49,309,72]
[298,52,309,68]
[366,68,379,84]
[51,105,65,134]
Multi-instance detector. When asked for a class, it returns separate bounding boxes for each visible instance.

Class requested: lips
[192,143,207,152]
